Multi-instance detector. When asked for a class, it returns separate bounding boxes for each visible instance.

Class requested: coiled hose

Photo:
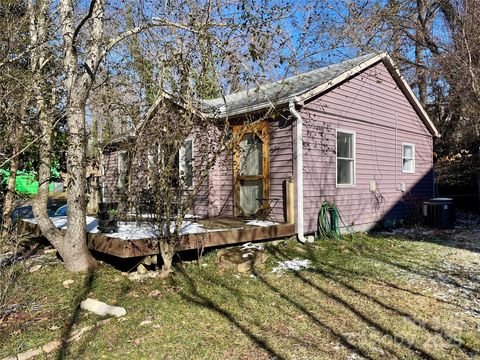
[315,201,353,240]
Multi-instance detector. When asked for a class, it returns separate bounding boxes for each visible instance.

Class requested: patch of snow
[246,219,278,227]
[272,258,311,273]
[26,216,98,232]
[240,242,263,251]
[25,217,213,240]
[102,223,157,240]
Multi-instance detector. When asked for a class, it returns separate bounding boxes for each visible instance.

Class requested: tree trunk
[160,241,175,274]
[63,99,96,271]
[415,0,427,107]
[1,127,20,239]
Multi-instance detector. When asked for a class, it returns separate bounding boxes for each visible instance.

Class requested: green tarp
[1,168,61,195]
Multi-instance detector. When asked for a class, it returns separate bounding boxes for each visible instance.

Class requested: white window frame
[401,143,415,174]
[335,129,356,187]
[179,139,194,190]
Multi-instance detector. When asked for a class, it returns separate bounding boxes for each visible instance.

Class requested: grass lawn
[1,225,480,359]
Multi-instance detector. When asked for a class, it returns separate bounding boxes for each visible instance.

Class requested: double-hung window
[179,139,193,189]
[402,143,415,173]
[336,130,355,186]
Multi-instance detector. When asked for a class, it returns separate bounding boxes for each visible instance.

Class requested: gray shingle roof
[199,53,380,118]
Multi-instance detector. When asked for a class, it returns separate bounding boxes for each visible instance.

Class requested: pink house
[103,52,439,246]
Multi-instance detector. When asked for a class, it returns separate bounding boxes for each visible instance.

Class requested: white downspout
[289,101,312,243]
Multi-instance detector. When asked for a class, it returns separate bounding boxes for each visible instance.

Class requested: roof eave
[380,54,440,138]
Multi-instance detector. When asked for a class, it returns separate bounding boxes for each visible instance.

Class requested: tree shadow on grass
[176,266,287,360]
[56,269,96,360]
[55,270,133,359]
[317,260,476,314]
[176,264,375,360]
[270,244,479,358]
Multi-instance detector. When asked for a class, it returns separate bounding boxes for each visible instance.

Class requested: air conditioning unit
[422,198,456,229]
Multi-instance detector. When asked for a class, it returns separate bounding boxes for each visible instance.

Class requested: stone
[216,247,269,274]
[150,255,158,265]
[143,256,152,266]
[6,347,42,360]
[148,290,162,298]
[139,317,153,326]
[29,264,42,273]
[147,271,158,278]
[80,298,126,317]
[127,272,144,282]
[136,264,147,274]
[62,279,74,289]
[42,340,61,353]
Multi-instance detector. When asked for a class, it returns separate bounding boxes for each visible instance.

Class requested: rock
[29,264,42,273]
[147,271,158,278]
[139,317,153,326]
[80,298,126,317]
[237,259,254,274]
[150,255,158,265]
[62,279,74,289]
[137,264,147,274]
[42,340,61,353]
[127,272,144,282]
[143,256,152,266]
[217,247,268,274]
[4,347,42,360]
[43,248,57,254]
[127,291,139,298]
[148,290,162,298]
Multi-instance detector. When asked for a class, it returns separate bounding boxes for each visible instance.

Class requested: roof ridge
[203,52,381,105]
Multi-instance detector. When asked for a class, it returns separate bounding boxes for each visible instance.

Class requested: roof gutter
[289,100,313,243]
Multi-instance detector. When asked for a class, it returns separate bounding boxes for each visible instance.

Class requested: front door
[233,121,270,217]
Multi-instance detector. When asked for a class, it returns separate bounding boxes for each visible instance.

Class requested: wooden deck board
[19,219,296,258]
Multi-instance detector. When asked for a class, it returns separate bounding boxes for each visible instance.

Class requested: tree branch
[72,0,97,48]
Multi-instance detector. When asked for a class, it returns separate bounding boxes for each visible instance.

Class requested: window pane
[403,145,413,158]
[239,179,263,216]
[337,132,353,158]
[180,140,193,188]
[240,134,263,176]
[337,159,353,185]
[403,158,413,172]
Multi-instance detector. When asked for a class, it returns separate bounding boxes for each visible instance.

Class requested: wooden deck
[20,219,296,258]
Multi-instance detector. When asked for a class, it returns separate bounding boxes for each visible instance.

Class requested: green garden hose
[315,201,353,240]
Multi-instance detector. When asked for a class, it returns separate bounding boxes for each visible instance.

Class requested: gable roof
[199,52,440,137]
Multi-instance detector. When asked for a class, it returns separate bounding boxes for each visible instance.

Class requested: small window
[402,143,415,173]
[336,131,355,186]
[179,139,193,188]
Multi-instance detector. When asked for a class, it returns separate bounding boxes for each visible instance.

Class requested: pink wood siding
[208,150,234,217]
[300,62,434,233]
[269,118,294,221]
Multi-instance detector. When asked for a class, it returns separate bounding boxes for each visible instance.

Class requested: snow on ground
[245,219,278,227]
[24,216,278,241]
[272,258,311,273]
[25,216,209,240]
[240,242,264,251]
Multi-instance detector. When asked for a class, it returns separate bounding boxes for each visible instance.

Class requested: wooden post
[286,177,295,223]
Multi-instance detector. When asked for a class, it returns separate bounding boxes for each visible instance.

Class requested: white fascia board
[381,53,440,137]
[293,54,385,104]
